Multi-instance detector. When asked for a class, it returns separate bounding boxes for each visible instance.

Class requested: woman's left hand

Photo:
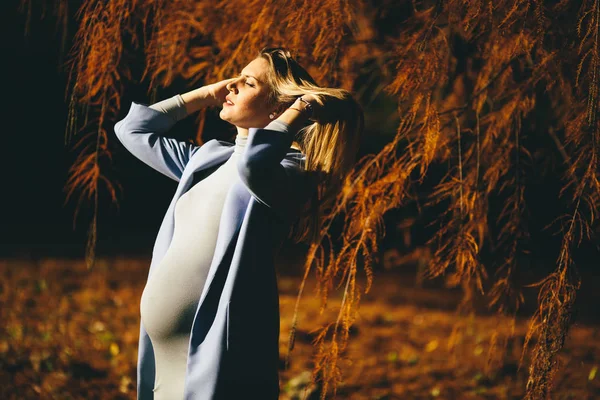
[297,94,321,121]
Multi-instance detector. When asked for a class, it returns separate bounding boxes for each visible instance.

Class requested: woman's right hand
[181,78,235,114]
[205,78,236,107]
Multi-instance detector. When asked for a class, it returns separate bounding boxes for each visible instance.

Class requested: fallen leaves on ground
[1,257,599,399]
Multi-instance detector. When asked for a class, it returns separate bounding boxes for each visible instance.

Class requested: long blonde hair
[258,47,364,245]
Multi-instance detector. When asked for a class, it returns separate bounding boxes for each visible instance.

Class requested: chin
[219,111,234,125]
[219,111,262,129]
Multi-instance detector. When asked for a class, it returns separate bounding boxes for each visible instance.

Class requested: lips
[225,96,235,105]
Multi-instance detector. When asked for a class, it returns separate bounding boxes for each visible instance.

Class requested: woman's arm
[237,97,318,222]
[148,94,189,122]
[114,80,234,182]
[114,102,200,182]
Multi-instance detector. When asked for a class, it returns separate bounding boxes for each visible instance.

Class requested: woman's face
[219,57,275,129]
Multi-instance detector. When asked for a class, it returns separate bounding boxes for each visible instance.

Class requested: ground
[1,256,599,399]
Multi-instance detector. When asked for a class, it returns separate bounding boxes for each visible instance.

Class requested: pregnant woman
[114,47,364,399]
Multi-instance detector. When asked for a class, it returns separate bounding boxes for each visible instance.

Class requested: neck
[235,126,249,138]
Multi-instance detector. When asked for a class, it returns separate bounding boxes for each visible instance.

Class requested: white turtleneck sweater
[139,95,288,400]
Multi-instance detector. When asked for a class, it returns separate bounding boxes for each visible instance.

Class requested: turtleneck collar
[233,133,248,155]
[232,131,303,155]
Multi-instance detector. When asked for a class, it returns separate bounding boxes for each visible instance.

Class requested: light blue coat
[114,102,314,399]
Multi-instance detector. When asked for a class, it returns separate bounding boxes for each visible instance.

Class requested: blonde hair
[258,47,364,245]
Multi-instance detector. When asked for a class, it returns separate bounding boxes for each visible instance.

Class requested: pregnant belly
[138,209,221,399]
[140,247,214,341]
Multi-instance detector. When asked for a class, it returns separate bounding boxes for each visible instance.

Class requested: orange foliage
[21,0,600,398]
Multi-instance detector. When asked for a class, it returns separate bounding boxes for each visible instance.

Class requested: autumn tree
[20,0,600,398]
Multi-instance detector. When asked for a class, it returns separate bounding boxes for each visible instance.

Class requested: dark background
[0,2,237,258]
[1,2,83,257]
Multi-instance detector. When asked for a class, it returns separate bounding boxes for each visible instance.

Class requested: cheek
[220,90,271,126]
[236,94,271,119]
[240,93,267,112]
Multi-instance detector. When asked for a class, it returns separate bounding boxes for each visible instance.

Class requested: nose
[226,78,241,93]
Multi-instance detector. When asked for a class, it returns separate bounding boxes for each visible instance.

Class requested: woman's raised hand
[205,78,236,107]
[299,93,352,124]
[180,78,235,114]
[298,94,323,122]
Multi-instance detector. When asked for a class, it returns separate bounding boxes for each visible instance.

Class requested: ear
[267,108,281,120]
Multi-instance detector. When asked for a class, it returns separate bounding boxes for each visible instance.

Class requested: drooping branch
[20,0,600,398]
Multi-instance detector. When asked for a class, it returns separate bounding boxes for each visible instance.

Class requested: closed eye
[239,73,256,87]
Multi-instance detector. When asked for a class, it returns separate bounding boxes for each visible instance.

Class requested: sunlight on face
[219,57,274,129]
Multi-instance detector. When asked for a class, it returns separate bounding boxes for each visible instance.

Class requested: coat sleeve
[113,101,200,182]
[237,120,314,223]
